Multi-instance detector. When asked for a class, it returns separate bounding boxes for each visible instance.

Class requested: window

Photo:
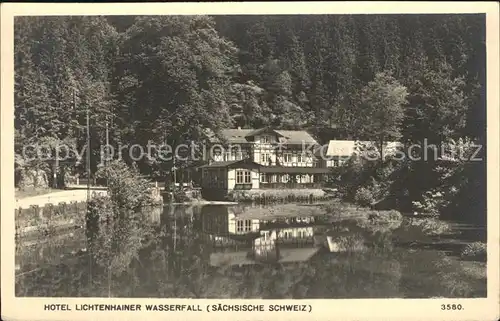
[297,153,304,163]
[237,220,244,233]
[260,173,268,183]
[284,153,292,163]
[261,135,271,144]
[230,147,242,160]
[261,153,269,164]
[236,170,251,184]
[244,220,252,232]
[212,147,223,161]
[237,220,251,233]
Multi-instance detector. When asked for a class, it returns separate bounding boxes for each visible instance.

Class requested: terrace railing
[259,182,323,189]
[233,183,253,190]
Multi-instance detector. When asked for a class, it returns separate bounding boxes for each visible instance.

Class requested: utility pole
[85,98,92,288]
[86,105,91,202]
[173,156,177,189]
[73,88,77,137]
[105,115,109,167]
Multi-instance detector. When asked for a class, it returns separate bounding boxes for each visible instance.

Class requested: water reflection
[198,205,325,267]
[15,204,487,298]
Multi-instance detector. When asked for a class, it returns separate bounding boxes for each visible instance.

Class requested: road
[15,189,107,209]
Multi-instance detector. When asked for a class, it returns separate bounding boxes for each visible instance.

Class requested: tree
[359,72,408,161]
[88,160,154,296]
[227,81,268,128]
[14,17,119,187]
[403,63,468,147]
[117,16,238,175]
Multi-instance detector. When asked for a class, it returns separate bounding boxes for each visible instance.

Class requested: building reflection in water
[197,205,326,267]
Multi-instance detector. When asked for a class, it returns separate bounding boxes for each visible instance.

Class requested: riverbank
[15,188,63,199]
[15,200,487,298]
[169,200,238,206]
[15,189,107,209]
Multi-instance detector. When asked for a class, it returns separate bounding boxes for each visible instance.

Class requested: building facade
[200,127,331,198]
[197,205,324,266]
[319,140,404,168]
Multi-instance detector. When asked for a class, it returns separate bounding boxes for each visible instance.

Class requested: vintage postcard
[1,2,499,321]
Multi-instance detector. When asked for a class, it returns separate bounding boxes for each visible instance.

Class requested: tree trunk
[379,138,384,166]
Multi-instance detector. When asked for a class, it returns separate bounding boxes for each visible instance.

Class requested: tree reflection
[16,204,486,298]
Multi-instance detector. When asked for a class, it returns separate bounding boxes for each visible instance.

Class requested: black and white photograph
[1,2,499,321]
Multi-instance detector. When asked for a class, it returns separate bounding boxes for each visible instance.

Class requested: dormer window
[261,135,272,144]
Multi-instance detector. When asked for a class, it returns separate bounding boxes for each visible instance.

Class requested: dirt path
[15,189,107,209]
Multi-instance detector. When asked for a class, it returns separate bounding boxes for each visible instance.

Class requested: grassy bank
[317,199,486,297]
[226,188,330,203]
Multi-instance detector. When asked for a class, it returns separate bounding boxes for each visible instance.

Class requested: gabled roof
[218,129,255,144]
[209,247,320,267]
[205,127,319,145]
[325,140,358,157]
[315,140,403,157]
[275,130,318,145]
[244,127,285,138]
[323,140,403,157]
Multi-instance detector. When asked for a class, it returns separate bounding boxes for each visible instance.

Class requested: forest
[14,14,486,223]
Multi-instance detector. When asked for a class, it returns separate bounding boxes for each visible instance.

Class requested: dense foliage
[14,15,486,223]
[86,160,154,296]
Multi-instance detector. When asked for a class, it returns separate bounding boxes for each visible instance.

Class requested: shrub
[461,242,486,261]
[412,189,449,216]
[370,210,403,224]
[328,233,367,253]
[322,200,370,225]
[439,271,476,297]
[354,187,375,207]
[173,190,191,203]
[89,160,154,287]
[379,211,402,229]
[407,218,452,236]
[356,210,403,234]
[371,231,394,253]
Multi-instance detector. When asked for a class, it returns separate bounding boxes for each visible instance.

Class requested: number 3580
[441,304,463,310]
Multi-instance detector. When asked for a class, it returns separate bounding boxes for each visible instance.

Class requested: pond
[15,203,486,298]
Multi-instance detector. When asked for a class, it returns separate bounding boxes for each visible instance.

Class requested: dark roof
[274,130,318,145]
[206,128,319,145]
[260,166,331,174]
[199,160,240,168]
[244,127,285,138]
[198,159,261,169]
[219,129,255,144]
[209,247,320,267]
